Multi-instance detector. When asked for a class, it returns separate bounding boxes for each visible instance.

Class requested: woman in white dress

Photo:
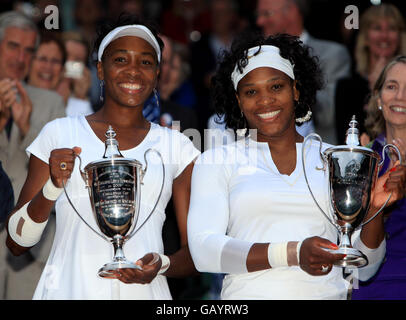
[187,32,406,299]
[5,15,200,299]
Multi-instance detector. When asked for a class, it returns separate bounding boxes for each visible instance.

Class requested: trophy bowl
[63,126,164,278]
[83,157,143,277]
[302,116,400,267]
[321,147,380,267]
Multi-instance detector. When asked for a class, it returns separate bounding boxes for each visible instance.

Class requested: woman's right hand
[49,146,82,188]
[299,236,346,276]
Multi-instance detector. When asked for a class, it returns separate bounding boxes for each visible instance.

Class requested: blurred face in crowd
[367,18,400,59]
[65,39,87,63]
[256,0,292,37]
[159,36,173,87]
[28,41,64,90]
[0,27,37,80]
[378,62,406,128]
[211,0,236,35]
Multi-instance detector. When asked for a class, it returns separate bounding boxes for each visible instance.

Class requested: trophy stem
[326,223,368,267]
[98,235,142,278]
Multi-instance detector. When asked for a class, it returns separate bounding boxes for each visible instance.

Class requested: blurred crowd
[1,0,406,300]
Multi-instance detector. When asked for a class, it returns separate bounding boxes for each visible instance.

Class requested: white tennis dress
[27,116,199,300]
[187,137,385,300]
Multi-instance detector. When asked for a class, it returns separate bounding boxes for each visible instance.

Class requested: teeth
[391,106,406,113]
[258,110,280,119]
[119,83,141,90]
[39,73,52,80]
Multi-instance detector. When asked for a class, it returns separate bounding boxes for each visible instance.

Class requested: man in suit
[256,0,351,144]
[0,11,65,299]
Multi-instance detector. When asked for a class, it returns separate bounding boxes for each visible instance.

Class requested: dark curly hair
[93,13,164,64]
[211,31,324,132]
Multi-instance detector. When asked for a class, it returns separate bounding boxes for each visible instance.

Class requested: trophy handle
[302,134,340,231]
[129,148,165,237]
[62,155,110,242]
[361,143,402,227]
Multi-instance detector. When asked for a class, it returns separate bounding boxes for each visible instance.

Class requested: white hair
[0,11,39,47]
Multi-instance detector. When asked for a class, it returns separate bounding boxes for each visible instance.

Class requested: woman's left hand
[110,253,162,284]
[371,162,406,211]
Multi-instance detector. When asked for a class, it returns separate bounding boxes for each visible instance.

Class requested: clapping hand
[0,79,32,137]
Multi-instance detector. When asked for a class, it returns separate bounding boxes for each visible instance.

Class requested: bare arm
[6,147,81,255]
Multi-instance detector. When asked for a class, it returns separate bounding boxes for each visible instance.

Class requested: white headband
[231,45,295,90]
[97,25,161,63]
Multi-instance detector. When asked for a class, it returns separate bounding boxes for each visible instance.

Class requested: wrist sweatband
[42,178,63,201]
[158,254,170,275]
[268,241,301,268]
[8,202,48,247]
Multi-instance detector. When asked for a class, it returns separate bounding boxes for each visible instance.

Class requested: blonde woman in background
[351,55,406,299]
[335,3,406,145]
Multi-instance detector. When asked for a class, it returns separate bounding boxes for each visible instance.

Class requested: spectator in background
[158,35,198,134]
[191,0,242,137]
[160,0,211,45]
[28,31,93,117]
[57,31,94,114]
[0,161,13,224]
[351,55,406,299]
[256,0,351,144]
[73,0,105,46]
[162,41,196,111]
[0,11,65,300]
[335,4,406,145]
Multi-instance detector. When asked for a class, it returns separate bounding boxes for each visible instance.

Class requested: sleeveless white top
[27,116,200,300]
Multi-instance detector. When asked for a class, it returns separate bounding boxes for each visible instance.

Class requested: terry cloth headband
[98,24,161,63]
[231,45,295,90]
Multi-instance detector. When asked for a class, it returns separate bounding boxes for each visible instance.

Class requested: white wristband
[158,254,170,275]
[268,241,301,268]
[42,178,63,201]
[8,202,48,247]
[268,242,288,268]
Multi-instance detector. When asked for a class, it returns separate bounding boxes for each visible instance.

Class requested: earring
[99,80,105,103]
[295,110,312,123]
[378,105,383,110]
[236,110,247,136]
[154,88,160,109]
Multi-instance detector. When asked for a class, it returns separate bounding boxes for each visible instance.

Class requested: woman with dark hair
[187,32,406,299]
[5,15,200,299]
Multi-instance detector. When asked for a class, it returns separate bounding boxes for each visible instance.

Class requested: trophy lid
[345,115,360,146]
[84,125,143,170]
[103,125,124,159]
[324,115,380,159]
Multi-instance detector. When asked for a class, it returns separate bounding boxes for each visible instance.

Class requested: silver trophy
[302,116,401,267]
[63,126,164,277]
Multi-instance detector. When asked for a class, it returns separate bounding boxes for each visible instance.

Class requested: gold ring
[60,162,67,171]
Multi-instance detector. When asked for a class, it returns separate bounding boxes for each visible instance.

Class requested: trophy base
[98,260,142,278]
[325,247,368,268]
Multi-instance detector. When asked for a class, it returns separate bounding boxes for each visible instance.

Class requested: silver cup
[302,116,401,267]
[63,126,164,277]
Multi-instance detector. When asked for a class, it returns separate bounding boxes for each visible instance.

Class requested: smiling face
[378,62,406,128]
[28,41,64,90]
[236,67,299,141]
[97,35,159,108]
[366,18,400,59]
[0,27,37,80]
